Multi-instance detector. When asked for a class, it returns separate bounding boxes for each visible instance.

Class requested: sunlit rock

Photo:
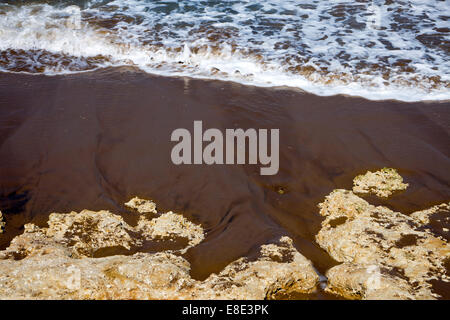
[196,236,319,299]
[353,168,408,198]
[0,198,318,299]
[316,186,449,299]
[125,197,157,215]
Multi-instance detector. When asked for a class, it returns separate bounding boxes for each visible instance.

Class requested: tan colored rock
[324,263,424,300]
[125,197,157,215]
[46,210,135,258]
[316,189,450,299]
[0,251,194,300]
[136,211,204,252]
[411,202,450,225]
[0,211,4,234]
[0,198,319,299]
[0,224,72,260]
[0,235,318,299]
[353,168,408,198]
[1,200,203,259]
[196,236,319,299]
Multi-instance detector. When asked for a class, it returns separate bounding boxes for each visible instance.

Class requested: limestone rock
[0,235,318,299]
[46,210,135,258]
[0,223,72,260]
[316,189,450,299]
[324,263,423,300]
[411,202,450,226]
[136,211,204,251]
[125,197,157,215]
[353,168,408,198]
[196,236,319,299]
[1,200,204,259]
[0,251,194,300]
[0,198,319,299]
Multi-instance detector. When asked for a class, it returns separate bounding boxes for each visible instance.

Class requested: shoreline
[3,67,450,104]
[0,68,449,297]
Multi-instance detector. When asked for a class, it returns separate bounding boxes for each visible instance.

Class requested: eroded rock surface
[324,263,419,300]
[125,197,157,215]
[136,211,204,251]
[0,198,319,299]
[353,168,408,198]
[0,203,204,259]
[316,189,450,299]
[195,236,319,299]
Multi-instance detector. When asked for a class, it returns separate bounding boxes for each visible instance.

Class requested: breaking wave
[0,0,449,101]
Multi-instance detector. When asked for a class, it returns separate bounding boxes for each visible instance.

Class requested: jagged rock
[1,200,204,259]
[0,235,318,299]
[136,211,204,251]
[411,202,450,225]
[0,251,194,299]
[46,210,135,258]
[0,211,4,234]
[196,236,319,299]
[316,189,450,299]
[324,263,422,300]
[125,197,157,215]
[0,199,319,299]
[0,224,72,260]
[353,168,408,198]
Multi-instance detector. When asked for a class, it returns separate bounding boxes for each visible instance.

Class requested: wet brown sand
[0,68,449,296]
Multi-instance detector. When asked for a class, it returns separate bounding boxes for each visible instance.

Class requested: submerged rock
[316,188,450,299]
[0,198,318,299]
[353,168,408,198]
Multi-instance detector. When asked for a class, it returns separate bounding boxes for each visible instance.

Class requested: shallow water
[0,69,449,298]
[0,0,449,100]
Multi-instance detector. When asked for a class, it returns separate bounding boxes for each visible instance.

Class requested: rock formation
[0,168,448,300]
[352,167,408,198]
[316,169,450,300]
[194,236,319,300]
[0,198,319,299]
[125,197,157,215]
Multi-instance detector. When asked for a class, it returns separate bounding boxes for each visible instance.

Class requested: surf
[0,0,448,102]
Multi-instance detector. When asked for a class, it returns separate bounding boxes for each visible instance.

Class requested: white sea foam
[0,0,449,101]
